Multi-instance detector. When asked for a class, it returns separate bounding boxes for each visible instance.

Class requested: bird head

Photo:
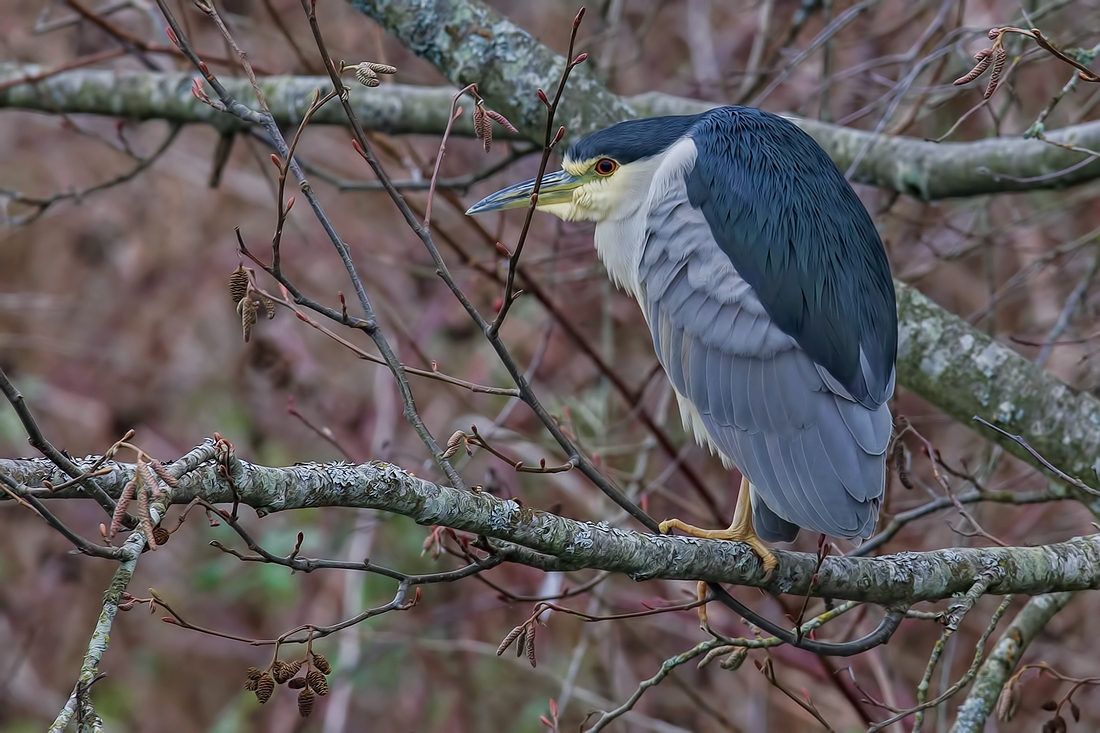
[464,155,631,223]
[465,114,701,223]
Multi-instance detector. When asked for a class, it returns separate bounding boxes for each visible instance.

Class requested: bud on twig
[190,78,212,105]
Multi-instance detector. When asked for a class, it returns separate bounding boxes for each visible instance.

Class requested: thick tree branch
[896,284,1100,494]
[4,448,1100,607]
[345,0,635,145]
[345,0,1100,199]
[3,61,1100,200]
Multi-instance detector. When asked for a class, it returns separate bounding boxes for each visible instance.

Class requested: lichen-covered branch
[949,591,1077,733]
[5,448,1100,607]
[346,0,1100,199]
[634,92,1100,200]
[345,0,635,147]
[42,443,210,732]
[896,284,1100,494]
[47,529,144,733]
[0,62,468,135]
[3,60,1100,200]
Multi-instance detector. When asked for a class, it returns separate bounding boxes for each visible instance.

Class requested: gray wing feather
[639,170,892,541]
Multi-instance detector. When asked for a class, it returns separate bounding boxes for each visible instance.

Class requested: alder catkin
[297,687,315,717]
[311,652,331,675]
[953,50,994,85]
[984,47,1007,99]
[254,673,275,704]
[229,265,249,304]
[306,668,329,696]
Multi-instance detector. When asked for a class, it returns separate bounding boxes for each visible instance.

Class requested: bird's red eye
[595,158,618,176]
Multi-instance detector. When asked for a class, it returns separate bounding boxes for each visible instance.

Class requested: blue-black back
[684,106,896,407]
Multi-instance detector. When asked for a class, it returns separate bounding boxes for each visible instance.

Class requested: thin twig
[488,11,588,337]
[867,595,1014,732]
[0,366,118,518]
[47,520,148,732]
[157,0,466,490]
[253,283,518,397]
[973,416,1100,496]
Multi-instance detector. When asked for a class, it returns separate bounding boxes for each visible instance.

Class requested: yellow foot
[658,518,778,575]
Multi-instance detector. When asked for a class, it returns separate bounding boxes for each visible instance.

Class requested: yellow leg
[696,581,709,630]
[659,477,778,575]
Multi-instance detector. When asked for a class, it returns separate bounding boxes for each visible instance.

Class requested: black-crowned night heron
[467,106,897,572]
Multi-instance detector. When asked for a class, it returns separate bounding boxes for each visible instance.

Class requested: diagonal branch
[895,283,1100,495]
[345,0,1100,199]
[949,591,1078,732]
[47,529,144,733]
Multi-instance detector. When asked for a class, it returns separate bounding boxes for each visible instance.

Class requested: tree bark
[896,284,1100,493]
[3,62,1100,199]
[5,450,1100,606]
[345,0,1100,199]
[949,591,1077,733]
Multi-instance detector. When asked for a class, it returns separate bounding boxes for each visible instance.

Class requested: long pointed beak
[465,169,583,215]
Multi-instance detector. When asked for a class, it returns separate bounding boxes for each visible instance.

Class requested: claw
[660,517,778,575]
[658,477,778,576]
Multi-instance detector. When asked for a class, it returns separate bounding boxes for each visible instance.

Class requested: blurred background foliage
[2,0,1100,731]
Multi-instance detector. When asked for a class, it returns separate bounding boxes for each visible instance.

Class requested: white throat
[592,138,698,302]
